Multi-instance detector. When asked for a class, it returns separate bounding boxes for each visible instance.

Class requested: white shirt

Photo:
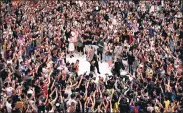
[112,18,117,25]
[42,68,48,78]
[65,88,72,99]
[6,102,12,113]
[147,106,154,112]
[6,87,14,97]
[149,5,155,13]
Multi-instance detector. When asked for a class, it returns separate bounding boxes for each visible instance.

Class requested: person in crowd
[90,52,101,74]
[121,46,129,71]
[113,56,125,76]
[97,36,104,63]
[128,51,135,74]
[77,36,84,56]
[0,0,183,113]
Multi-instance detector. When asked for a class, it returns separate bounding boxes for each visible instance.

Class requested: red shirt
[41,85,48,96]
[129,35,134,44]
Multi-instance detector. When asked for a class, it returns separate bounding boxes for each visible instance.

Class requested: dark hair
[71,94,75,99]
[7,98,12,103]
[4,82,8,87]
[40,81,44,86]
[64,93,68,99]
[27,94,32,99]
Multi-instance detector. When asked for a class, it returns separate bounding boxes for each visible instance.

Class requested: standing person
[60,38,67,64]
[121,46,128,72]
[65,27,71,54]
[83,31,92,56]
[113,56,124,77]
[97,37,104,63]
[68,37,75,58]
[90,51,100,74]
[73,60,79,77]
[105,43,113,67]
[71,29,78,53]
[77,36,84,56]
[128,51,135,74]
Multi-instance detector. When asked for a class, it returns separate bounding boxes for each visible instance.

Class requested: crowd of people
[0,0,183,113]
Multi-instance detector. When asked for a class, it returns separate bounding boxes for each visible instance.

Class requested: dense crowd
[0,0,183,113]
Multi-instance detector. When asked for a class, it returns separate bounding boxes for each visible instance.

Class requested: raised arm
[50,79,55,91]
[103,100,109,111]
[46,69,52,87]
[49,88,56,98]
[68,81,78,89]
[84,81,89,100]
[76,75,83,88]
[98,87,103,98]
[91,91,96,109]
[109,100,113,112]
[114,80,121,92]
[78,99,83,112]
[166,78,171,92]
[44,95,49,105]
[51,88,58,104]
[118,95,122,104]
[84,98,89,111]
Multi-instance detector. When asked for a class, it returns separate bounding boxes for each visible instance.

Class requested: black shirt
[128,54,135,65]
[122,52,128,60]
[104,14,109,21]
[83,34,92,45]
[34,85,41,96]
[65,30,71,40]
[76,101,81,113]
[38,104,45,113]
[59,79,66,88]
[0,70,8,81]
[119,100,130,113]
[114,60,125,71]
[162,29,167,38]
[122,34,130,43]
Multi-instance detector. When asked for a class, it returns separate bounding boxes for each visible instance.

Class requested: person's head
[20,61,24,65]
[40,81,44,86]
[71,93,76,99]
[64,93,68,99]
[27,93,32,99]
[117,55,121,61]
[76,59,79,64]
[7,97,12,104]
[70,102,76,112]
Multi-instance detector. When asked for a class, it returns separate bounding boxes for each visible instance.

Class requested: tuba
[86,46,95,62]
